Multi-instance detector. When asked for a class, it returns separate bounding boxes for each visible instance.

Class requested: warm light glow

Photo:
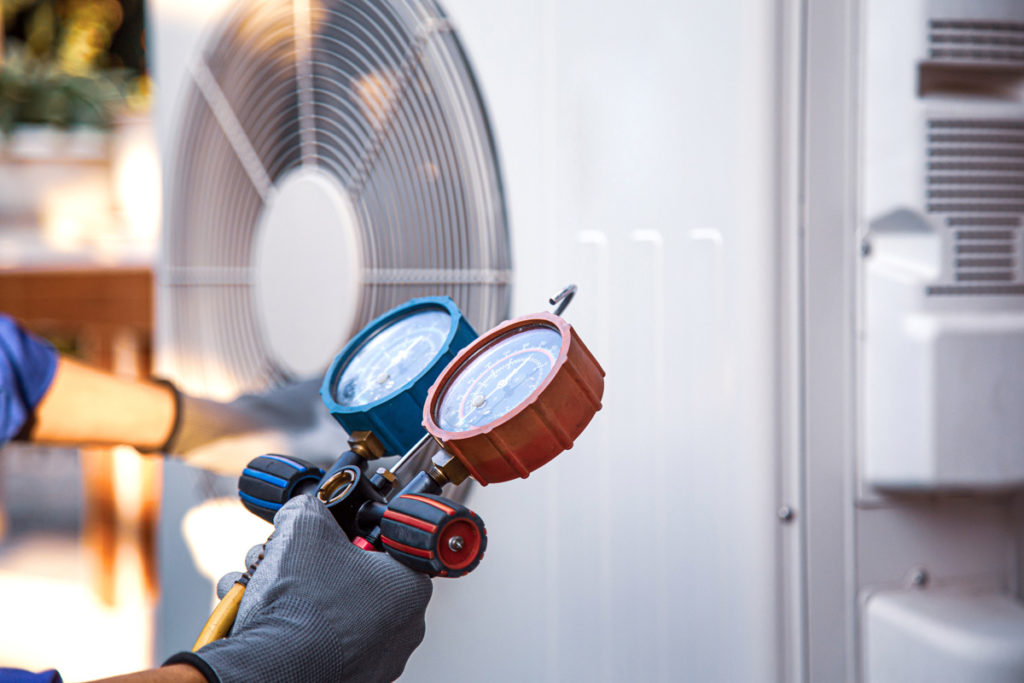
[112,121,162,247]
[158,0,236,23]
[0,536,153,680]
[112,445,144,525]
[354,69,399,129]
[152,349,243,402]
[183,431,297,476]
[182,497,272,588]
[32,117,161,262]
[41,175,115,252]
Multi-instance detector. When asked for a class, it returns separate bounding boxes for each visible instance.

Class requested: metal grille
[162,0,510,396]
[953,224,1018,282]
[926,118,1024,294]
[928,20,1024,67]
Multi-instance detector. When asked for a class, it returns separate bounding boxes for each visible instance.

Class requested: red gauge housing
[423,312,605,485]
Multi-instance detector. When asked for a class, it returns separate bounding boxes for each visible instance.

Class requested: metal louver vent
[928,20,1024,67]
[925,118,1024,296]
[161,0,510,397]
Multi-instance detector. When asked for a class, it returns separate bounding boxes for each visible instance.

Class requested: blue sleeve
[0,669,62,683]
[0,315,59,444]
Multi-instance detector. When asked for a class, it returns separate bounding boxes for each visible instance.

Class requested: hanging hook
[549,284,577,317]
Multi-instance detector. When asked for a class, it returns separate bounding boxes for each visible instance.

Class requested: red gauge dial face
[434,324,562,433]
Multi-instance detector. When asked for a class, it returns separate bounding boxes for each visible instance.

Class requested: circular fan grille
[161,0,510,397]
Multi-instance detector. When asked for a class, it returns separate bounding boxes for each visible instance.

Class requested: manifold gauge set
[194,287,604,649]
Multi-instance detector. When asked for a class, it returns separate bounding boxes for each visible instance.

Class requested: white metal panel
[856,500,1013,591]
[407,0,786,680]
[803,0,859,680]
[865,589,1024,683]
[864,263,1024,489]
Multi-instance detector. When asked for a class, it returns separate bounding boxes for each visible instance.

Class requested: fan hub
[253,168,362,380]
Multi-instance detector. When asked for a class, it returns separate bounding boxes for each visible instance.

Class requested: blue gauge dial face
[333,309,451,407]
[436,324,562,432]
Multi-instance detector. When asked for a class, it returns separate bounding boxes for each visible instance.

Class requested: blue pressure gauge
[320,297,477,455]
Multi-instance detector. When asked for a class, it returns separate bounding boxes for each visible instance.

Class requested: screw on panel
[909,568,929,588]
[777,506,795,522]
[448,536,465,552]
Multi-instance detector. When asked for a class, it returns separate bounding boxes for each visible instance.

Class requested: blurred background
[2,0,1024,682]
[0,1,161,678]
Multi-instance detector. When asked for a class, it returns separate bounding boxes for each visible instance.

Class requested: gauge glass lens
[333,309,451,407]
[436,324,562,432]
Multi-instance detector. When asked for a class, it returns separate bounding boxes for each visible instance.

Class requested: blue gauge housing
[320,296,477,456]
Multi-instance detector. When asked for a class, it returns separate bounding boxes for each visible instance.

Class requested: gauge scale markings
[333,309,451,408]
[436,325,562,432]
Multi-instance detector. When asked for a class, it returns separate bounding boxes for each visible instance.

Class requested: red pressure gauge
[423,312,605,485]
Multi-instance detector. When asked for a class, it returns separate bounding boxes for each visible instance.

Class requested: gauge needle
[388,337,422,367]
[368,341,416,393]
[482,357,531,404]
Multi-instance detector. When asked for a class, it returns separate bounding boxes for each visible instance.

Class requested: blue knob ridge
[238,454,325,523]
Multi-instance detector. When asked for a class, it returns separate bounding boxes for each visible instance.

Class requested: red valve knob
[379,493,486,577]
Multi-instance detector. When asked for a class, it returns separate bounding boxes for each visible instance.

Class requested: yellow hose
[193,582,247,651]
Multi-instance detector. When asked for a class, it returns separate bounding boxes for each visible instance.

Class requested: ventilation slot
[926,283,1024,296]
[954,228,1017,282]
[927,120,1024,215]
[925,118,1024,295]
[928,20,1024,67]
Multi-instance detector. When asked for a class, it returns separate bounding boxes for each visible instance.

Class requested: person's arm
[1,315,342,469]
[0,314,176,451]
[83,664,205,683]
[28,355,176,450]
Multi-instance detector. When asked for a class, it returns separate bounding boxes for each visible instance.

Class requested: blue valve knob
[238,454,325,523]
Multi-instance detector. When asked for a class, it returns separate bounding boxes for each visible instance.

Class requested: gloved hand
[166,495,432,683]
[0,315,57,444]
[160,379,347,474]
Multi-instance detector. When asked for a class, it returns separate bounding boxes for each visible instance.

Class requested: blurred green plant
[0,44,128,134]
[0,0,144,135]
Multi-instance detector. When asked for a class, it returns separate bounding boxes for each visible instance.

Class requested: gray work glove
[159,379,347,473]
[166,495,433,683]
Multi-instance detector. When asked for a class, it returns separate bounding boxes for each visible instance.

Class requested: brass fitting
[375,466,397,484]
[428,451,470,487]
[347,431,386,461]
[318,467,357,505]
